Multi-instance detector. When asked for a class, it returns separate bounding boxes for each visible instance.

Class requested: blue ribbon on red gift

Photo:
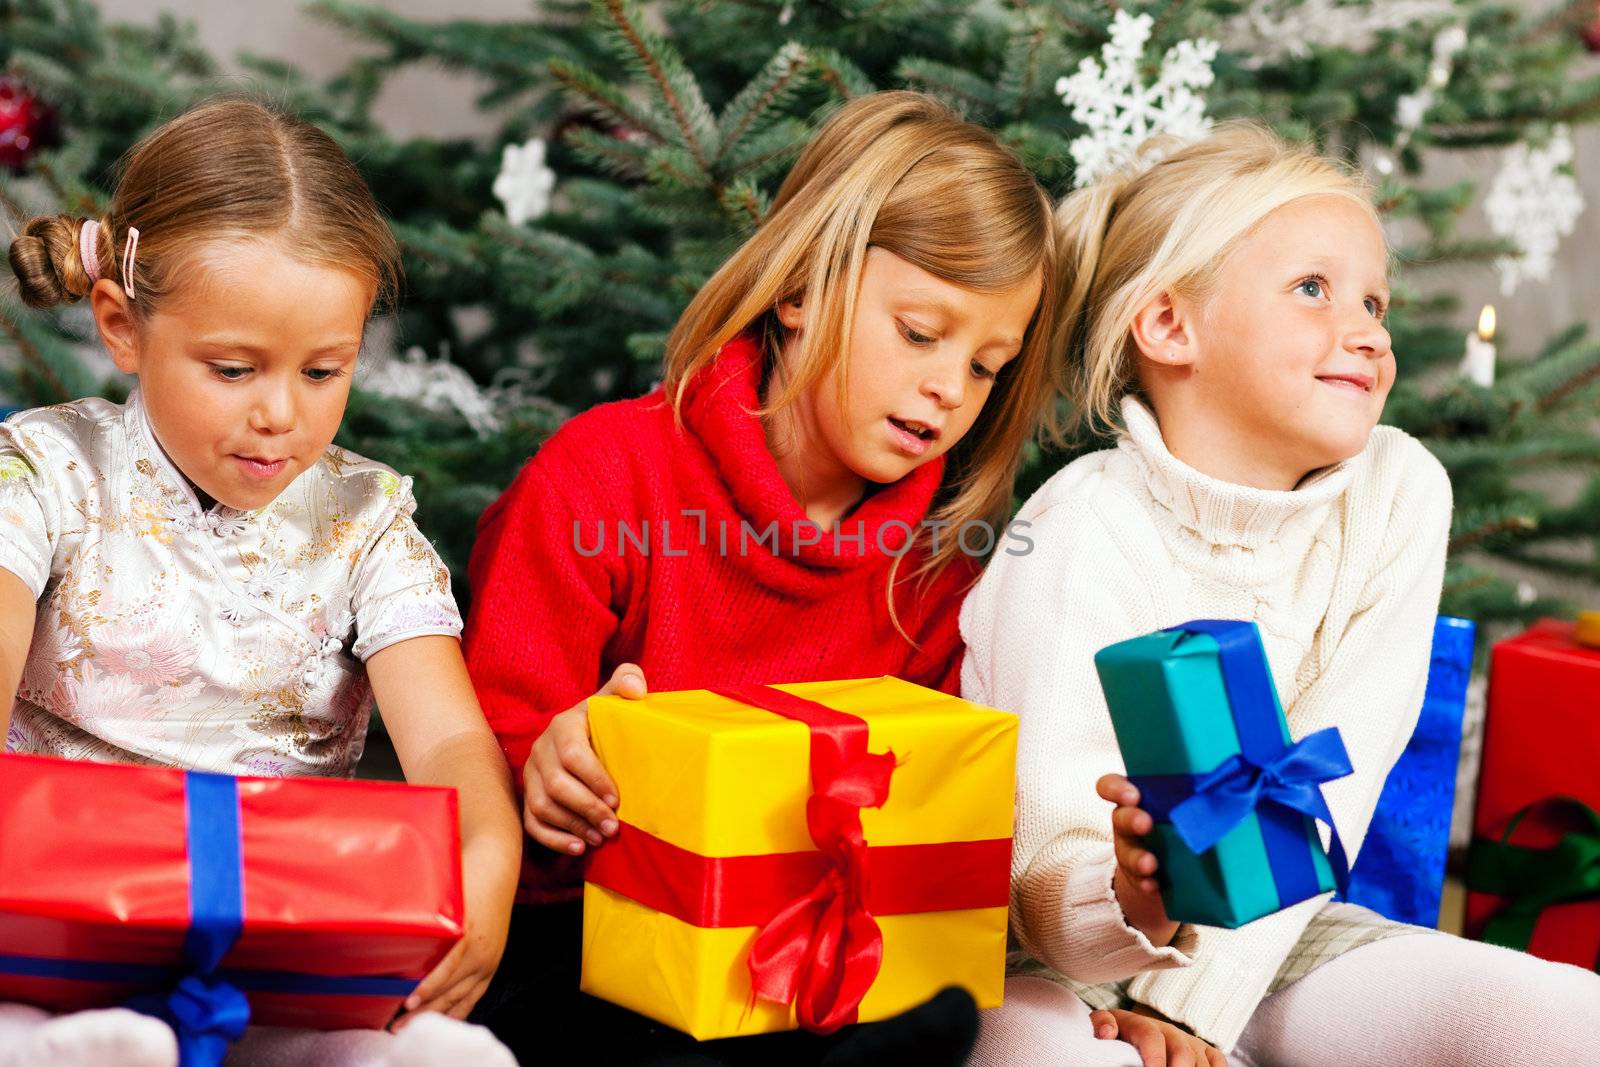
[0,771,419,1067]
[124,771,252,1066]
[1129,620,1355,905]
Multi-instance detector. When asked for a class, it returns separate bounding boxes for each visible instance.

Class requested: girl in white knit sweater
[959,121,1600,1067]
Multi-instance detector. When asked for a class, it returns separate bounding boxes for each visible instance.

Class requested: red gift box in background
[0,753,463,1031]
[1465,619,1600,969]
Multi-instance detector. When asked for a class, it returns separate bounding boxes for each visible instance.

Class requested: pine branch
[1393,237,1518,267]
[1147,0,1193,43]
[808,47,876,101]
[995,20,1049,118]
[1502,337,1600,414]
[721,118,809,183]
[599,0,715,172]
[718,178,768,233]
[1511,0,1596,46]
[1449,512,1539,553]
[307,0,581,92]
[895,56,1003,115]
[644,144,715,191]
[548,58,670,142]
[1536,323,1589,361]
[0,295,99,405]
[566,126,660,183]
[1537,363,1600,414]
[0,180,27,227]
[0,315,69,404]
[1427,434,1600,477]
[714,41,810,163]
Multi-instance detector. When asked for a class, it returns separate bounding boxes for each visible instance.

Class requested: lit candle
[1460,304,1497,388]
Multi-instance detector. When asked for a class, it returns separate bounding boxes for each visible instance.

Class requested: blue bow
[126,771,252,1066]
[1130,620,1356,904]
[126,973,250,1067]
[1163,727,1354,893]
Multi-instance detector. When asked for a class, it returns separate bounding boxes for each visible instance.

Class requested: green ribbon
[1465,795,1600,971]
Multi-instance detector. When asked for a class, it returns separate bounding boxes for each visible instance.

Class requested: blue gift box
[1337,616,1475,926]
[1094,620,1355,928]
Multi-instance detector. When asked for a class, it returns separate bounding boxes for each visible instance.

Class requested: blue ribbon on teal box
[1338,616,1475,926]
[1095,620,1355,928]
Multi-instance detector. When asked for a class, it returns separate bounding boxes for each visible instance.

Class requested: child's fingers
[544,768,616,839]
[1089,1009,1119,1040]
[1206,1046,1228,1066]
[1112,804,1154,837]
[1096,773,1140,806]
[447,979,491,1020]
[1113,833,1160,880]
[523,794,595,854]
[533,810,597,853]
[1125,1022,1167,1067]
[599,662,648,699]
[421,976,483,1022]
[403,940,463,1015]
[1168,1040,1196,1067]
[555,738,621,824]
[1113,851,1164,902]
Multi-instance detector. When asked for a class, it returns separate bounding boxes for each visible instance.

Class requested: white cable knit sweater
[960,396,1452,1051]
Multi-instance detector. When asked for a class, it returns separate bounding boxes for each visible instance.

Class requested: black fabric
[471,902,978,1067]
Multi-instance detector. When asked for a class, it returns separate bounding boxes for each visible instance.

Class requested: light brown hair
[1053,120,1383,432]
[662,91,1059,614]
[7,98,399,315]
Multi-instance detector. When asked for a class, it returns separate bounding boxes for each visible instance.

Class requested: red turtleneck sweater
[464,336,979,901]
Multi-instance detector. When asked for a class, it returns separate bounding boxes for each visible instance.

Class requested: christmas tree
[2,0,1598,623]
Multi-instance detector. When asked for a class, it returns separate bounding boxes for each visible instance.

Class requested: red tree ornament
[0,77,61,174]
[1582,1,1600,54]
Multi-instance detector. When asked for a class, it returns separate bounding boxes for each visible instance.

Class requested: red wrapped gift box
[0,753,463,1031]
[1465,619,1600,969]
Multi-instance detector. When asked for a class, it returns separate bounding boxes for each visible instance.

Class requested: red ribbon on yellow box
[582,678,1015,1039]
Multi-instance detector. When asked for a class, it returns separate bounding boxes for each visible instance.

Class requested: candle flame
[1477,304,1496,341]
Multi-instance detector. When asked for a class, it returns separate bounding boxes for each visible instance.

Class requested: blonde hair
[663,91,1058,615]
[1054,119,1383,432]
[7,98,399,315]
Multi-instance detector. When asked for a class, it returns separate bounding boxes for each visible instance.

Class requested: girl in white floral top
[0,100,520,1067]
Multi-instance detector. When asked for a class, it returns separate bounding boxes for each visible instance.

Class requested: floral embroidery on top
[96,622,197,686]
[243,558,291,600]
[0,392,463,777]
[218,601,251,627]
[205,508,252,538]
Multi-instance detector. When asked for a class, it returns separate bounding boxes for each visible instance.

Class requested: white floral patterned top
[0,392,463,777]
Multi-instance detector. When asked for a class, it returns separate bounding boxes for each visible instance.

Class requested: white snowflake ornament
[1484,125,1585,296]
[1056,11,1219,188]
[362,347,503,437]
[493,137,556,226]
[1390,23,1469,155]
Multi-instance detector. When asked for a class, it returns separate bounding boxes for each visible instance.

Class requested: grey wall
[98,0,530,139]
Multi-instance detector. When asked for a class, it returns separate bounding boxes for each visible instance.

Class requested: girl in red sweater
[465,91,1057,1065]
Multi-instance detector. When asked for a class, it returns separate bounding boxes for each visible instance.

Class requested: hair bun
[8,214,93,309]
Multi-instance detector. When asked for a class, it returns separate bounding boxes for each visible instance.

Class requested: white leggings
[972,934,1600,1067]
[0,1003,517,1067]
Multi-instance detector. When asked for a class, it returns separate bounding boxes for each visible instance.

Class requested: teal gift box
[1094,620,1355,929]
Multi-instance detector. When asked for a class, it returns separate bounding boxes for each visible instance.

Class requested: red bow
[709,685,895,1033]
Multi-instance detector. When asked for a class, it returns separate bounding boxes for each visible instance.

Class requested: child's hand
[395,867,511,1025]
[522,663,647,856]
[1097,773,1180,948]
[1090,1004,1227,1067]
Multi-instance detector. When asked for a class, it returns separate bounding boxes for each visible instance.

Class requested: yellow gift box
[580,676,1017,1040]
